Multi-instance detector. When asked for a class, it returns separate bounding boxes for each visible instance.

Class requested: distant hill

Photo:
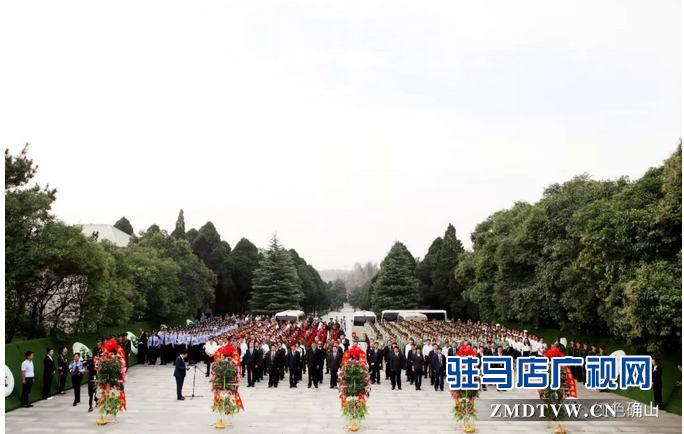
[318,269,350,283]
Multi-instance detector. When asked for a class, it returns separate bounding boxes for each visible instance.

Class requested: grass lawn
[504,321,682,416]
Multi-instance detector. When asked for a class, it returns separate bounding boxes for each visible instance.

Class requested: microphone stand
[190,364,204,399]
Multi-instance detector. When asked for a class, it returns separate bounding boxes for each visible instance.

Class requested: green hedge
[4,319,187,412]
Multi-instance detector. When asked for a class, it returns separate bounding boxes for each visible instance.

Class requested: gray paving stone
[5,309,682,433]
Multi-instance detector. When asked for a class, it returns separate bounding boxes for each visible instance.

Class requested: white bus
[275,310,305,324]
[351,311,377,340]
[381,309,447,322]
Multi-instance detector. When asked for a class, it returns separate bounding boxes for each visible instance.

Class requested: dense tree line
[357,142,681,353]
[455,142,682,353]
[4,146,332,342]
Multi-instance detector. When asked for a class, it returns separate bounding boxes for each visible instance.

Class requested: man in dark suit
[652,358,663,409]
[307,342,322,388]
[173,350,189,400]
[43,348,56,400]
[245,342,258,387]
[266,345,280,388]
[389,345,404,390]
[138,329,148,365]
[368,342,382,385]
[384,340,393,381]
[447,341,458,357]
[432,347,446,391]
[286,347,300,388]
[428,343,438,386]
[278,341,287,381]
[329,345,342,389]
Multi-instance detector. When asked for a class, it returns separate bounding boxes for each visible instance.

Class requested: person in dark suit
[389,346,404,390]
[447,342,458,357]
[286,347,301,388]
[43,348,56,400]
[266,345,280,388]
[278,342,287,381]
[307,342,322,388]
[432,347,446,391]
[428,343,438,386]
[329,345,342,389]
[244,342,258,387]
[57,347,68,395]
[368,342,382,385]
[85,356,97,412]
[412,348,425,391]
[137,329,148,365]
[173,350,190,400]
[384,341,393,381]
[652,358,663,410]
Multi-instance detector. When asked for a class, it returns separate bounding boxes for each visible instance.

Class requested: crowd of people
[18,313,679,411]
[19,334,131,411]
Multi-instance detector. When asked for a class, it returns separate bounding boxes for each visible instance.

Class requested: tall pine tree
[250,234,303,313]
[371,241,421,313]
[171,209,186,239]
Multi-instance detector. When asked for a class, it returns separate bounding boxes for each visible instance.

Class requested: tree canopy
[250,234,304,313]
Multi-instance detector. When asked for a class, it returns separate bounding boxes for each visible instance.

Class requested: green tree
[329,278,347,310]
[114,216,134,235]
[192,222,233,316]
[371,242,421,313]
[250,234,303,313]
[123,243,185,319]
[225,238,260,314]
[171,209,186,240]
[137,229,216,317]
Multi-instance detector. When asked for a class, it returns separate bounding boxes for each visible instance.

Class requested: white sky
[1,1,681,270]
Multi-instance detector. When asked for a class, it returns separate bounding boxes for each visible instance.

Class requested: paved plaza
[5,309,682,433]
[7,359,682,434]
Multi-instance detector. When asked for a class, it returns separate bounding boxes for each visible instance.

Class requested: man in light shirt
[422,339,433,379]
[20,351,35,408]
[204,339,218,377]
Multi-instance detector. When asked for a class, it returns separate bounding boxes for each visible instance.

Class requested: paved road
[6,307,682,433]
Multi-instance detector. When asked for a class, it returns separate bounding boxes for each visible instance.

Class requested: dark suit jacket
[368,348,382,366]
[412,355,425,374]
[432,353,446,375]
[286,351,300,371]
[653,366,663,386]
[447,348,458,357]
[485,348,495,356]
[44,356,55,377]
[265,351,279,371]
[174,356,187,378]
[330,352,342,372]
[307,348,322,369]
[389,351,405,372]
[244,349,257,367]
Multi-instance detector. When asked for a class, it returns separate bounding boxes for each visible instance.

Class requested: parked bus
[398,312,427,322]
[381,309,447,322]
[275,310,305,324]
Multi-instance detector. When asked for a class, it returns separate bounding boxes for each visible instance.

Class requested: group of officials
[19,334,131,411]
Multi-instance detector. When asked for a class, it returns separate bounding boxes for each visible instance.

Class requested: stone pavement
[5,306,682,433]
[6,357,682,434]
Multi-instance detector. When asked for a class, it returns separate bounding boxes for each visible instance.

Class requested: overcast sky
[1,1,681,270]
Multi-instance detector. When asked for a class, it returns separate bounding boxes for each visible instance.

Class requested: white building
[80,224,132,247]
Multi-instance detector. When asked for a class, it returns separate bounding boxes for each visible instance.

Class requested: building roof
[80,224,132,247]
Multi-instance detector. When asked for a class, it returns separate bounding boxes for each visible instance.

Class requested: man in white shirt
[422,340,432,379]
[240,339,248,378]
[21,351,35,408]
[204,339,218,377]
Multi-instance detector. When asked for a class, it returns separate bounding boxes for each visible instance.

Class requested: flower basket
[95,340,127,425]
[338,347,371,431]
[211,345,244,428]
